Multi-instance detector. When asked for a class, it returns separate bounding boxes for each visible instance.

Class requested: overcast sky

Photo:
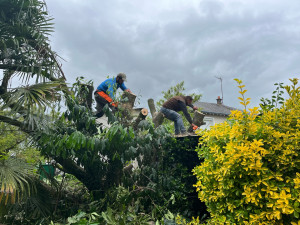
[46,0,300,109]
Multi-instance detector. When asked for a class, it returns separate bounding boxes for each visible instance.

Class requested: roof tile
[194,102,240,116]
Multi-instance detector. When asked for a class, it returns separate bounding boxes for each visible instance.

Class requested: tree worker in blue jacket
[94,73,132,118]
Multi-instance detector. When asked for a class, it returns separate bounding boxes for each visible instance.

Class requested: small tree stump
[193,110,205,126]
[147,98,156,117]
[119,92,137,121]
[147,98,164,128]
[131,108,145,117]
[188,110,205,132]
[153,111,164,128]
[133,108,148,130]
[120,91,136,110]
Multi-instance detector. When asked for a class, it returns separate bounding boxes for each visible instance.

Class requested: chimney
[216,96,223,105]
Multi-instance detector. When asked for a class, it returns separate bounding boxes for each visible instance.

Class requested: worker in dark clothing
[160,96,198,135]
[94,73,132,118]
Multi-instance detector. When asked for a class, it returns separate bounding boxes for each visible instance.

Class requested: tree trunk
[188,111,205,132]
[147,98,164,127]
[120,91,136,110]
[118,92,137,121]
[192,111,205,126]
[153,111,164,128]
[147,98,156,117]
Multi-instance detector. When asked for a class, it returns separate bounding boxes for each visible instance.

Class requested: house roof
[194,101,239,117]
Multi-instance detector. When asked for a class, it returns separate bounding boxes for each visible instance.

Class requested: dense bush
[193,78,300,224]
[130,134,205,219]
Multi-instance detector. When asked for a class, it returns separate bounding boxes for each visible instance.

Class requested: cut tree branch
[0,115,30,133]
[0,70,14,96]
[54,157,87,182]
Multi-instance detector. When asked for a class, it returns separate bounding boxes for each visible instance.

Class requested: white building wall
[213,115,227,124]
[96,115,110,128]
[200,115,227,130]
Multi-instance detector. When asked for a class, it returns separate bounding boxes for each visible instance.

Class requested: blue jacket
[96,78,127,99]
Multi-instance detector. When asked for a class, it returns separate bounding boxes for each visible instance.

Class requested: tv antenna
[215,76,223,103]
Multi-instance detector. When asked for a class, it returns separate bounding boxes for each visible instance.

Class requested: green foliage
[3,171,92,225]
[0,117,26,157]
[0,110,44,165]
[176,214,206,225]
[0,115,40,207]
[42,101,205,223]
[71,76,94,109]
[0,79,207,224]
[51,211,100,225]
[1,1,209,224]
[0,0,67,132]
[101,206,151,225]
[156,81,202,108]
[0,112,49,224]
[52,207,150,225]
[122,134,206,220]
[16,147,44,165]
[260,82,285,111]
[3,179,54,224]
[2,82,64,117]
[0,0,61,78]
[194,78,300,224]
[234,78,251,111]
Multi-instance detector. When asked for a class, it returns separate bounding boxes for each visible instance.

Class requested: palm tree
[0,0,67,212]
[0,0,65,79]
[0,0,67,130]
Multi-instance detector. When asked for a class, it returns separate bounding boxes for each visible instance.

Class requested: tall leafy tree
[156,81,202,108]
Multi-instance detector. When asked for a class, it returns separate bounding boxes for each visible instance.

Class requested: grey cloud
[47,0,300,109]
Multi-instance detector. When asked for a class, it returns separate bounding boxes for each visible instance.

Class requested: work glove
[191,123,198,130]
[111,102,118,108]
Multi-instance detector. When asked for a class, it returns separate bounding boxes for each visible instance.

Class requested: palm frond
[0,0,64,81]
[3,178,55,224]
[0,157,36,205]
[22,108,56,130]
[2,81,65,113]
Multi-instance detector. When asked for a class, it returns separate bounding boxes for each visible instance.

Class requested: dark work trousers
[94,92,117,118]
[160,107,186,135]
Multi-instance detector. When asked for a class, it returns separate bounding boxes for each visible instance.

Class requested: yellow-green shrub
[176,214,203,224]
[193,78,300,224]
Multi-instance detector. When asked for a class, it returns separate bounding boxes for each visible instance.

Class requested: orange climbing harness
[96,91,118,107]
